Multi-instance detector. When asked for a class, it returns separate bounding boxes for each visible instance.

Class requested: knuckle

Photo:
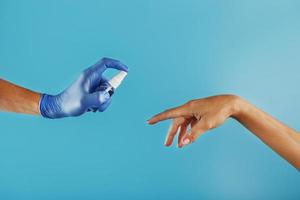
[164,108,172,113]
[101,57,108,62]
[175,117,185,125]
[185,100,196,110]
[82,67,91,75]
[186,100,193,106]
[172,118,181,126]
[101,57,111,65]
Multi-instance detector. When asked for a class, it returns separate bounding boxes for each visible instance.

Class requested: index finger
[94,57,129,74]
[147,105,188,124]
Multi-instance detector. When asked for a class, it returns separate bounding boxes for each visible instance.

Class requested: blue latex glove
[39,57,128,119]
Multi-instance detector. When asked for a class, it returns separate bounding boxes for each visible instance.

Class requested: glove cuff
[39,94,56,119]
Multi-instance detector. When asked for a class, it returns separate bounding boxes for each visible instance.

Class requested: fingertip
[103,91,110,101]
[183,138,190,145]
[149,115,163,123]
[103,57,129,72]
[184,133,199,147]
[147,118,157,124]
[97,96,112,112]
[165,141,172,147]
[180,135,191,147]
[122,65,129,72]
[164,137,170,146]
[118,64,128,72]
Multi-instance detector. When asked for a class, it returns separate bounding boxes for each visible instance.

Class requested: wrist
[39,94,63,119]
[39,94,51,118]
[228,95,247,119]
[27,91,41,115]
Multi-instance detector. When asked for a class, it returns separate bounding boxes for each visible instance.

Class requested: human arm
[0,79,40,115]
[0,57,128,118]
[147,95,300,170]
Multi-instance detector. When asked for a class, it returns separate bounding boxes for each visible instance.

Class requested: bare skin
[0,79,41,115]
[147,95,300,171]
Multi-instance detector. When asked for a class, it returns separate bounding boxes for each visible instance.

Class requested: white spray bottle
[105,71,128,96]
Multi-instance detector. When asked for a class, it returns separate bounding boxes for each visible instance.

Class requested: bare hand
[147,95,241,148]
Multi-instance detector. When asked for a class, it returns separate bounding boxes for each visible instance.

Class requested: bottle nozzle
[108,71,127,89]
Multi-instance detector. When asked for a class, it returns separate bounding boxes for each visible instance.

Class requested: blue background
[1,0,300,199]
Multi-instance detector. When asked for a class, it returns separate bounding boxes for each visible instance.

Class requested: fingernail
[183,138,190,145]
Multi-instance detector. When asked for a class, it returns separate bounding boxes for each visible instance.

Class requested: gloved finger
[99,77,109,85]
[97,97,112,112]
[86,90,110,108]
[84,58,128,91]
[93,57,129,75]
[87,107,98,112]
[101,57,129,72]
[87,97,112,112]
[97,77,110,91]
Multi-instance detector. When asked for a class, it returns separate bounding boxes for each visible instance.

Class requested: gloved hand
[39,57,128,119]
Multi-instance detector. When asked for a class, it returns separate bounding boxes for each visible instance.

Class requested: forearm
[233,97,300,170]
[0,79,41,115]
